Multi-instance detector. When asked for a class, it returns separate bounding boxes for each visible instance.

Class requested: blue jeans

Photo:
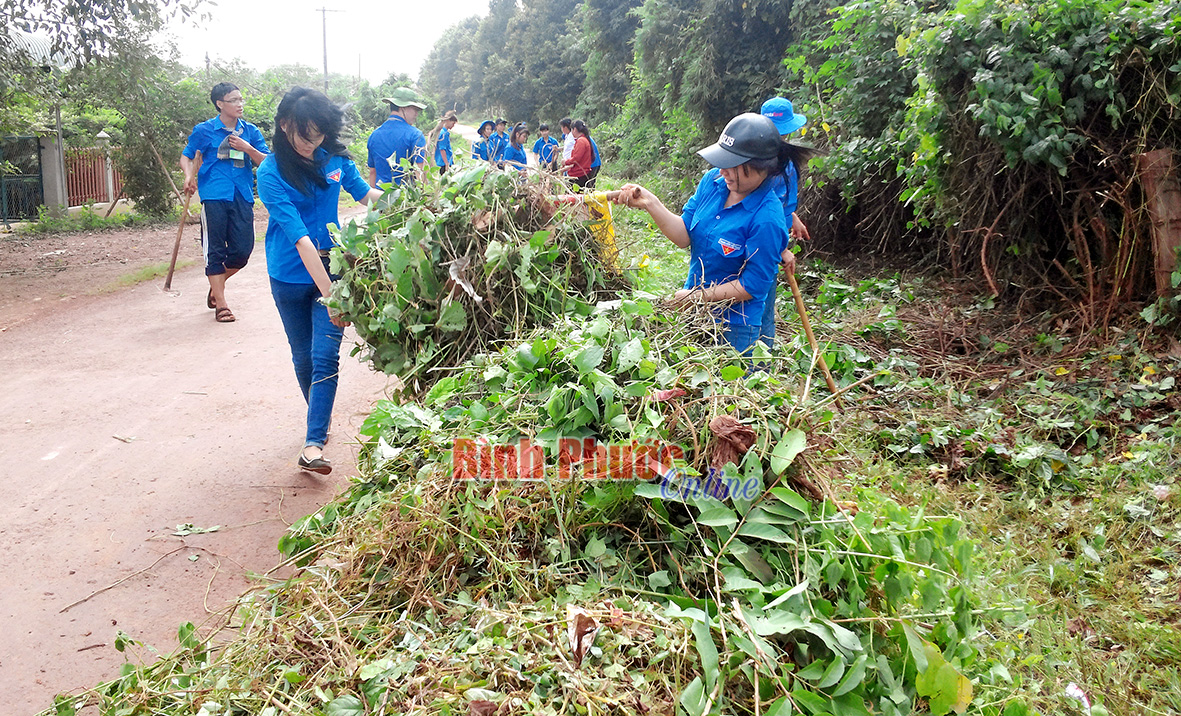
[270,277,344,448]
[758,280,778,350]
[722,323,762,356]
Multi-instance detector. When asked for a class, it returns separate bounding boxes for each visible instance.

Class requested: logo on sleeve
[327,168,342,183]
[718,238,741,256]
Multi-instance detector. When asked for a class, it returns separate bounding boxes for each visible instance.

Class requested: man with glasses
[181,82,269,322]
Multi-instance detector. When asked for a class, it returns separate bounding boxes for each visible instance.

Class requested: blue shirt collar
[210,116,243,133]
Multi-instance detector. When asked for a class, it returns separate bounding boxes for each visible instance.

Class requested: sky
[162,0,491,86]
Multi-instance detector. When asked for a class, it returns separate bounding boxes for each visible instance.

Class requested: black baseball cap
[696,113,782,169]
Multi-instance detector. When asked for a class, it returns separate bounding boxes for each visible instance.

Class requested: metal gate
[1,136,44,223]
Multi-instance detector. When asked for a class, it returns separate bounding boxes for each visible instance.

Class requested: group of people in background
[180,79,815,475]
[463,115,602,188]
[360,88,608,191]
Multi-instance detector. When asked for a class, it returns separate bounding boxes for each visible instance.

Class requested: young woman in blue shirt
[257,87,383,474]
[431,110,457,174]
[471,120,495,163]
[502,123,529,170]
[611,113,793,355]
[758,96,817,349]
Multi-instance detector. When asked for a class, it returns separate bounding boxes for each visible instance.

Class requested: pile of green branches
[53,304,990,716]
[329,165,631,386]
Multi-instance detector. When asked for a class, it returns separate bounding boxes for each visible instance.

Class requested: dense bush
[785,0,1181,313]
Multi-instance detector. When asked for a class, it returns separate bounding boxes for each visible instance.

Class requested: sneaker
[297,450,332,475]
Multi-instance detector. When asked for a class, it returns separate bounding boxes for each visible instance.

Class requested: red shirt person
[563,120,595,188]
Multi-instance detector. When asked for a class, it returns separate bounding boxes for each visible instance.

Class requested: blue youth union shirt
[680,167,789,326]
[434,126,453,166]
[490,131,509,162]
[589,137,601,169]
[768,162,799,218]
[258,149,372,285]
[532,136,558,164]
[503,144,528,167]
[182,116,269,203]
[472,139,491,161]
[367,115,426,185]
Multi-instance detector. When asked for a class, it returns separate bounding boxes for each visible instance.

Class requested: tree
[420,17,483,115]
[633,0,796,135]
[1,0,204,74]
[577,0,643,123]
[71,39,209,215]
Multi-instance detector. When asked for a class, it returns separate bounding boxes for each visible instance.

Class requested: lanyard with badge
[217,127,247,167]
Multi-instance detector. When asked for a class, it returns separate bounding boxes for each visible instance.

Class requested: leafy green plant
[19,204,162,234]
[330,165,629,384]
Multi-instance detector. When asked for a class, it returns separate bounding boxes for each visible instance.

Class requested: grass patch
[103,260,195,291]
[19,205,171,236]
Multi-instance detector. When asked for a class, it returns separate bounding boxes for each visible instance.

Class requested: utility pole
[316,7,343,94]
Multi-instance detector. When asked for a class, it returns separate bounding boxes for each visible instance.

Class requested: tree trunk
[1138,149,1181,297]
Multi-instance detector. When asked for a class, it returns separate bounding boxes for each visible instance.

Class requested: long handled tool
[786,271,840,400]
[163,192,194,292]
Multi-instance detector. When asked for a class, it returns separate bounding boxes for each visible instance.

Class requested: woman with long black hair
[503,122,530,171]
[563,119,594,189]
[257,87,383,474]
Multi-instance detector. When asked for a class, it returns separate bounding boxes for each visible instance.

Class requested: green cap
[382,87,427,109]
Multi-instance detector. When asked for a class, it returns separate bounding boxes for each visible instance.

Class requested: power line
[315,7,343,94]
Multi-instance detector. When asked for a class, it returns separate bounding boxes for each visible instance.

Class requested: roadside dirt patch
[0,207,392,715]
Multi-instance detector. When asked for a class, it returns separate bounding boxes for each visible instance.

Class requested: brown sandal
[207,288,216,309]
[215,307,236,322]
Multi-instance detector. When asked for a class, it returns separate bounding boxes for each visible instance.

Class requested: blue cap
[477,120,495,135]
[761,97,806,136]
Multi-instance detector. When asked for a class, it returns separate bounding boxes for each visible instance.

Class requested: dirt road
[0,219,392,714]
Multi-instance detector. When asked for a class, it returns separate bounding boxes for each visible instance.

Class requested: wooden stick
[103,189,124,218]
[164,192,194,291]
[786,271,840,400]
[550,188,637,205]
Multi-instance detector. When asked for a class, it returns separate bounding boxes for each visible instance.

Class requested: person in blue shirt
[431,110,458,174]
[366,87,427,187]
[471,120,495,162]
[611,113,791,356]
[532,123,559,171]
[503,123,529,170]
[180,82,269,322]
[258,87,383,475]
[758,96,819,349]
[587,128,602,189]
[490,118,509,166]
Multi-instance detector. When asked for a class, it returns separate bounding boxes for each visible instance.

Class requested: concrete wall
[38,134,68,217]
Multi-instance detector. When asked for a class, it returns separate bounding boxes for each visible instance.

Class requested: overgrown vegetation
[18,204,167,234]
[784,0,1181,312]
[46,155,1181,714]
